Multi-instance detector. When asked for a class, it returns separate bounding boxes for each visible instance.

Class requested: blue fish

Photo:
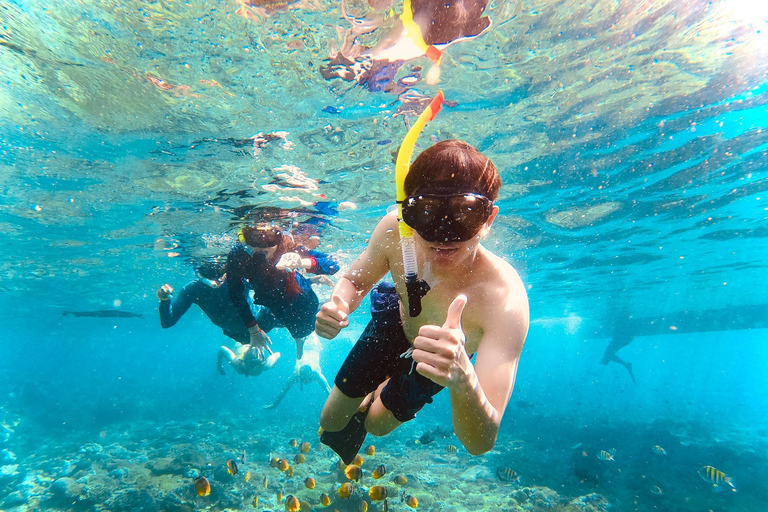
[377,139,392,146]
[322,106,341,114]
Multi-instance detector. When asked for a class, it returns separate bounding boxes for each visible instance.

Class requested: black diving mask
[401,193,493,243]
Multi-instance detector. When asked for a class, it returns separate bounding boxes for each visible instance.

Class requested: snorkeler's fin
[320,409,369,465]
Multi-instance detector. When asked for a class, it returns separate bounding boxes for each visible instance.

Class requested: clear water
[1,0,767,511]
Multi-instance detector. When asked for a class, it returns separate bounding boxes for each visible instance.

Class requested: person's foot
[217,366,226,376]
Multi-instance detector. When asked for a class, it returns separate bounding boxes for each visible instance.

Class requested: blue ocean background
[1,0,767,511]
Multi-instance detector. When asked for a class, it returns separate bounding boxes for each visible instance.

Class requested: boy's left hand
[411,294,474,390]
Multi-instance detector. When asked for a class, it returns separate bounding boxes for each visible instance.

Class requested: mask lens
[245,228,282,248]
[402,194,491,243]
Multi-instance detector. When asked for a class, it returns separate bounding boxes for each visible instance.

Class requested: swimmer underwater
[316,99,529,461]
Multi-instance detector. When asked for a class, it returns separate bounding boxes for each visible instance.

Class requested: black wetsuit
[227,244,339,339]
[159,279,277,344]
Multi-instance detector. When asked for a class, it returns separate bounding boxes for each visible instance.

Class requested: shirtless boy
[315,139,529,462]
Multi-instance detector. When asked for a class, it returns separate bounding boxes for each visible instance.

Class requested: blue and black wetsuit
[227,244,339,339]
[159,279,278,344]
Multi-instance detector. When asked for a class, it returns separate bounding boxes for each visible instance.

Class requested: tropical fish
[304,477,316,489]
[322,106,341,115]
[227,459,238,476]
[300,500,312,511]
[652,445,667,455]
[597,450,615,461]
[365,445,376,456]
[285,494,300,511]
[446,445,458,453]
[404,494,418,508]
[287,466,295,477]
[393,475,407,486]
[376,140,392,146]
[270,457,281,468]
[345,464,363,481]
[496,467,519,482]
[299,442,311,453]
[253,495,259,506]
[352,454,365,466]
[278,459,290,471]
[277,490,283,503]
[369,485,388,501]
[359,501,368,512]
[698,465,736,490]
[263,475,269,488]
[320,493,331,506]
[338,482,354,498]
[372,464,387,479]
[294,454,306,464]
[245,470,251,482]
[650,485,663,495]
[193,476,211,496]
[289,439,298,447]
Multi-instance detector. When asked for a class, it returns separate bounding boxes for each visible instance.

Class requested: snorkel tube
[396,91,444,317]
[401,0,442,65]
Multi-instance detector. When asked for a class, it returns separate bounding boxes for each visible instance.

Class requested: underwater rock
[79,473,115,502]
[0,424,13,444]
[49,477,82,503]
[105,444,132,460]
[459,465,494,482]
[442,506,469,512]
[79,443,108,461]
[105,488,157,511]
[565,493,610,512]
[0,449,16,464]
[511,486,561,509]
[1,490,27,508]
[148,457,185,476]
[109,467,129,480]
[0,464,23,490]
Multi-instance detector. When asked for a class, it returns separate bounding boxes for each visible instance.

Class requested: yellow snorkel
[401,0,443,65]
[396,91,444,317]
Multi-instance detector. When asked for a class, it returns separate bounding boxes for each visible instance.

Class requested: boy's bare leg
[320,386,366,432]
[364,379,403,436]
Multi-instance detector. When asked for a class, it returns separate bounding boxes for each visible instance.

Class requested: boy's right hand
[157,284,173,301]
[315,294,349,339]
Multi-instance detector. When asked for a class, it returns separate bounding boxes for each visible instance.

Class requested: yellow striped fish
[597,450,615,461]
[698,465,736,490]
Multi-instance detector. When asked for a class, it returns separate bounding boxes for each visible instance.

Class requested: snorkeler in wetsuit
[227,224,339,360]
[157,258,282,375]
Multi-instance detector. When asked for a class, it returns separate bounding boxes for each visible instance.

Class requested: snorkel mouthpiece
[395,91,444,317]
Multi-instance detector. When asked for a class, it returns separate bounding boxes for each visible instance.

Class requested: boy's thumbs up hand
[315,294,350,339]
[412,294,473,389]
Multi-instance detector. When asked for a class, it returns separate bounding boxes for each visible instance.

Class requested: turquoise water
[1,0,767,511]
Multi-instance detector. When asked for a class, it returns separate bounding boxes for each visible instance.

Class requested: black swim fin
[320,410,368,465]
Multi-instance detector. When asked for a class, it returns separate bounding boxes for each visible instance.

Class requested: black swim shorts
[334,282,444,422]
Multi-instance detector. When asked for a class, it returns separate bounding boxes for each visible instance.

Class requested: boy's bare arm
[338,213,397,307]
[316,214,395,339]
[412,272,528,455]
[450,301,527,454]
